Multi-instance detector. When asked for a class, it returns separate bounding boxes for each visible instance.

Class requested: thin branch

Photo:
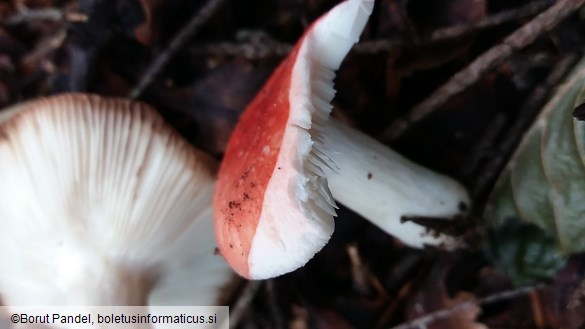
[129,0,227,99]
[347,243,371,296]
[388,284,546,329]
[529,290,546,328]
[458,113,507,182]
[471,54,578,202]
[190,41,292,59]
[188,0,553,58]
[356,0,554,54]
[265,280,286,329]
[227,281,262,329]
[429,0,554,42]
[63,0,115,92]
[20,28,67,73]
[2,8,87,25]
[379,0,585,142]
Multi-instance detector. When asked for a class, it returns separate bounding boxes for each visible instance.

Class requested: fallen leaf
[406,261,488,329]
[484,55,585,285]
[313,308,355,329]
[289,305,309,329]
[565,280,585,329]
[152,58,275,155]
[134,0,162,46]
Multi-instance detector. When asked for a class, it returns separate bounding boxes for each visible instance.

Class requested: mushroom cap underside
[0,93,231,305]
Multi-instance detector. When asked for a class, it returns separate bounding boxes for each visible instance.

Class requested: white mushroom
[0,93,233,307]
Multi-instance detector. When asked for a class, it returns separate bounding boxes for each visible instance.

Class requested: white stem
[319,118,470,247]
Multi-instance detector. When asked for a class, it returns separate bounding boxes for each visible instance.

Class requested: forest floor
[1,0,585,328]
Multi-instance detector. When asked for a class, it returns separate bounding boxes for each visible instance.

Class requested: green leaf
[484,217,566,286]
[484,56,585,285]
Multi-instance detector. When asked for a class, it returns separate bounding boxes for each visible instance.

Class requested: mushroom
[0,93,233,306]
[214,0,470,280]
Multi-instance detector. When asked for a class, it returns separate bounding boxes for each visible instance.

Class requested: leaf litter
[2,0,585,328]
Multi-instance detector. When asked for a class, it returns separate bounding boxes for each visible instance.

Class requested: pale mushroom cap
[0,93,232,305]
[214,0,374,280]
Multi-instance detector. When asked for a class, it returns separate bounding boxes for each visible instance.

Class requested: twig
[428,0,554,42]
[379,0,585,142]
[375,254,424,329]
[375,280,416,329]
[130,0,227,99]
[388,284,546,329]
[529,290,546,328]
[190,41,292,59]
[458,113,507,182]
[471,54,578,202]
[188,0,553,59]
[265,280,286,329]
[227,280,262,329]
[347,243,371,296]
[2,7,87,25]
[63,0,114,92]
[356,0,554,54]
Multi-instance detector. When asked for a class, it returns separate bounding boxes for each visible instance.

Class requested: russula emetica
[214,0,470,280]
[0,93,233,306]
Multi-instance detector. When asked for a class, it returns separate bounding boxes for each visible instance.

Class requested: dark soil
[1,0,585,328]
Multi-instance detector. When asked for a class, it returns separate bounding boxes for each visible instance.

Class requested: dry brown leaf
[563,277,585,329]
[406,263,488,329]
[408,292,487,329]
[446,292,488,329]
[312,308,355,329]
[289,305,309,329]
[152,58,274,155]
[134,0,163,46]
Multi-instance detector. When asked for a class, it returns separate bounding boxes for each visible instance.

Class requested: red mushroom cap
[214,0,374,279]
